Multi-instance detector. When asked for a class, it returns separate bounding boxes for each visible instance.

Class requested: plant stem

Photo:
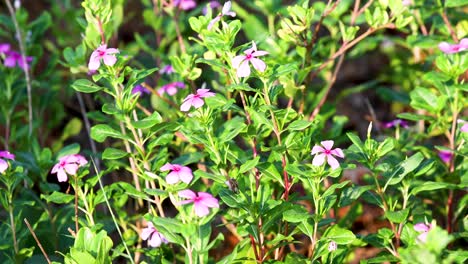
[74,175,79,233]
[4,0,33,137]
[8,202,18,254]
[24,218,52,264]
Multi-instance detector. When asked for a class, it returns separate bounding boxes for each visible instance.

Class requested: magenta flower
[88,44,119,71]
[383,119,409,129]
[178,189,219,217]
[311,140,345,170]
[3,51,33,70]
[438,38,468,54]
[173,0,196,10]
[328,240,337,252]
[132,84,151,96]
[0,43,11,54]
[232,41,269,78]
[180,88,215,112]
[414,223,432,243]
[158,82,185,96]
[438,150,452,164]
[160,163,193,184]
[159,64,174,75]
[207,1,236,30]
[51,154,88,182]
[0,150,15,174]
[140,222,168,247]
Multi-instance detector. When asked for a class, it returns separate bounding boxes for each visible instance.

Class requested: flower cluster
[0,150,15,173]
[0,43,33,70]
[51,154,88,182]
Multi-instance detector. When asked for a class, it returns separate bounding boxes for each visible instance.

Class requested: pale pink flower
[159,65,174,75]
[438,150,452,164]
[414,223,432,243]
[207,1,236,30]
[458,119,468,133]
[140,222,168,247]
[3,51,33,70]
[51,154,88,182]
[328,240,337,252]
[311,140,345,170]
[180,88,215,111]
[178,189,219,217]
[0,150,15,174]
[174,0,196,10]
[438,38,468,54]
[88,44,119,71]
[160,163,193,184]
[158,82,185,96]
[232,41,268,78]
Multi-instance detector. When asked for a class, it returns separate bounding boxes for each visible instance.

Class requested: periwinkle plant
[0,0,467,264]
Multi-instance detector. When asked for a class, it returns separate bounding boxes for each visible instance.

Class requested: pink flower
[438,150,452,164]
[207,1,236,30]
[180,88,215,112]
[0,150,15,173]
[0,43,11,54]
[173,0,196,10]
[160,163,193,184]
[88,44,119,71]
[3,51,33,70]
[140,222,168,247]
[458,119,468,133]
[311,140,345,170]
[158,82,185,96]
[438,38,468,54]
[159,65,174,75]
[232,41,268,78]
[328,240,337,252]
[383,119,409,129]
[132,84,151,96]
[51,154,88,182]
[414,223,432,243]
[178,190,219,217]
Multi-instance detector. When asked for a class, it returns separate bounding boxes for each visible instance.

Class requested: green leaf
[131,112,163,129]
[71,79,103,93]
[385,152,424,187]
[410,181,454,195]
[56,143,81,159]
[239,156,260,174]
[410,87,445,113]
[91,124,130,142]
[445,0,468,7]
[384,208,409,223]
[102,148,128,160]
[323,225,356,244]
[218,116,247,142]
[339,185,373,207]
[41,191,74,204]
[287,120,312,131]
[283,204,309,223]
[346,132,365,154]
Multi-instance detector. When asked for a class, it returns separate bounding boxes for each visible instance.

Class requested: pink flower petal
[103,54,117,66]
[178,189,196,200]
[311,145,324,155]
[250,58,266,72]
[231,56,245,69]
[0,159,8,173]
[417,232,428,243]
[312,153,326,167]
[88,54,101,71]
[321,140,334,150]
[148,233,163,247]
[327,155,340,170]
[208,16,220,30]
[165,171,180,184]
[140,225,155,240]
[160,163,174,171]
[252,50,269,57]
[222,1,232,14]
[197,89,215,98]
[191,97,205,109]
[57,169,68,182]
[194,203,210,217]
[105,48,119,54]
[179,167,193,184]
[414,223,430,232]
[64,163,79,175]
[331,148,345,158]
[237,60,251,77]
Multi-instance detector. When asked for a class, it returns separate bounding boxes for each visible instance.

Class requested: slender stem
[185,236,194,264]
[249,234,261,263]
[440,10,459,42]
[96,16,106,44]
[173,11,186,54]
[8,202,18,254]
[4,0,33,137]
[74,175,79,233]
[76,92,100,171]
[24,219,52,264]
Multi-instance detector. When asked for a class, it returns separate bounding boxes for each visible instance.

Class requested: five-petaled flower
[208,1,236,30]
[0,150,15,174]
[178,189,219,217]
[160,163,193,184]
[88,44,119,71]
[180,88,215,112]
[232,41,268,78]
[3,51,33,70]
[140,222,168,248]
[51,154,88,182]
[438,38,468,54]
[173,0,196,10]
[158,82,185,96]
[414,223,432,243]
[328,240,337,252]
[311,140,345,170]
